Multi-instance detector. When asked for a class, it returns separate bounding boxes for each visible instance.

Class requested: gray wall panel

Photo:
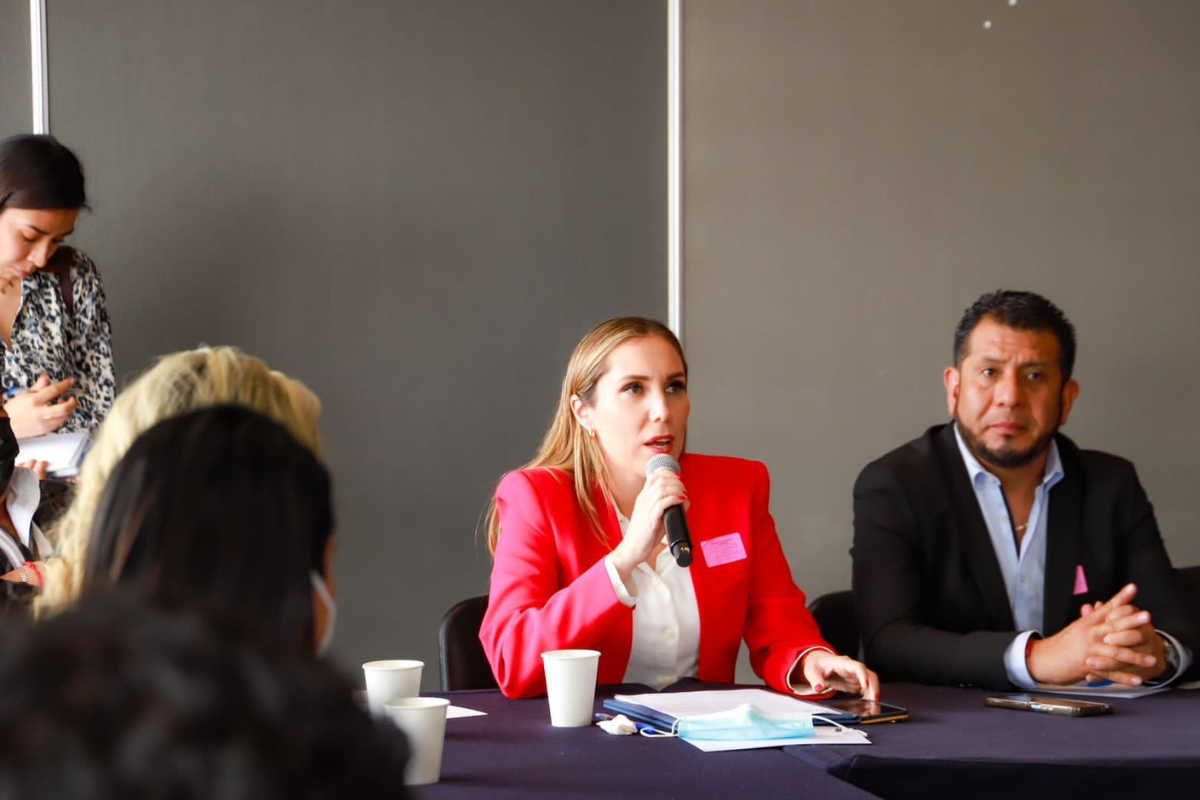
[48,0,665,686]
[1,2,32,135]
[684,0,1200,677]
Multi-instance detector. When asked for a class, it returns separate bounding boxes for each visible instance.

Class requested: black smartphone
[819,698,909,724]
[984,694,1113,717]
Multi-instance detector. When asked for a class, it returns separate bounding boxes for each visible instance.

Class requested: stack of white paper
[16,431,89,478]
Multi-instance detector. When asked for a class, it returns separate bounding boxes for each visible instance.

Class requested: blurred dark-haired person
[79,405,336,653]
[482,316,878,700]
[0,593,411,800]
[853,290,1199,690]
[0,134,113,437]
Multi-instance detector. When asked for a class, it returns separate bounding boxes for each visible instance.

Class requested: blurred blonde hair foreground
[36,345,322,617]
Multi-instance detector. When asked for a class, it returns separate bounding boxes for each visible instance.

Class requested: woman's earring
[586,427,596,440]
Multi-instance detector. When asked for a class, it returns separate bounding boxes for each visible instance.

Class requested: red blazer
[480,453,832,698]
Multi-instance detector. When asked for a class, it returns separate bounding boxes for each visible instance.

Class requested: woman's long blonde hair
[36,346,322,617]
[485,317,686,553]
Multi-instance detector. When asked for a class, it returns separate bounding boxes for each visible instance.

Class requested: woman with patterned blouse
[0,135,114,437]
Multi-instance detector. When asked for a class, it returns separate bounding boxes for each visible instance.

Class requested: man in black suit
[852,290,1197,690]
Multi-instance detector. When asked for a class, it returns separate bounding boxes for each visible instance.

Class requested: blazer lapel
[934,425,1016,630]
[1042,437,1083,634]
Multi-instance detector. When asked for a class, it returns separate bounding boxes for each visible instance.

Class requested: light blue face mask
[675,703,816,742]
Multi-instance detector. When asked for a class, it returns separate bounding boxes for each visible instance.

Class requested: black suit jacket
[852,423,1199,689]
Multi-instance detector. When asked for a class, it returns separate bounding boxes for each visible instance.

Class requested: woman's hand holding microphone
[609,470,689,582]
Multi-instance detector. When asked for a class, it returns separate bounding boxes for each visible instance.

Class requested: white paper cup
[363,660,423,715]
[541,649,600,727]
[386,696,451,785]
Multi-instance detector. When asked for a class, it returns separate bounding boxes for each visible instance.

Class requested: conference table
[415,681,1200,799]
[786,682,1200,799]
[418,681,877,800]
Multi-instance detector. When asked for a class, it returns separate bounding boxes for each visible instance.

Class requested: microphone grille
[645,454,681,477]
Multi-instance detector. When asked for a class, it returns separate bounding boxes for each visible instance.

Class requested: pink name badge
[701,533,748,567]
[1073,565,1089,596]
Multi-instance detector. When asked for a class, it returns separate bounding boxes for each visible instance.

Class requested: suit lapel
[1042,436,1083,634]
[934,425,1016,630]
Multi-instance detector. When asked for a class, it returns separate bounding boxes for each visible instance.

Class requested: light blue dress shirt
[953,425,1189,688]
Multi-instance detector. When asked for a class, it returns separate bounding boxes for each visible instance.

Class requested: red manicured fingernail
[814,684,825,693]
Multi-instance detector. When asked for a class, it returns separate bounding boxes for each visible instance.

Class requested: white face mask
[310,569,337,656]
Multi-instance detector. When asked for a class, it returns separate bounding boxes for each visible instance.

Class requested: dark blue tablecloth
[784,683,1200,799]
[415,684,879,799]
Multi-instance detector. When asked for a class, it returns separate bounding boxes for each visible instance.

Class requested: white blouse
[604,509,701,690]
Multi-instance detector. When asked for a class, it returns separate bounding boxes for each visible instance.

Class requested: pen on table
[593,712,662,733]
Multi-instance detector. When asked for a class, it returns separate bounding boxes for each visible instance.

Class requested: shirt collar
[5,467,46,552]
[953,423,1064,490]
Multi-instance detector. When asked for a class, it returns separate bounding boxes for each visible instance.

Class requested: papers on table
[608,688,870,751]
[352,690,485,719]
[16,431,89,478]
[447,705,487,719]
[611,688,846,719]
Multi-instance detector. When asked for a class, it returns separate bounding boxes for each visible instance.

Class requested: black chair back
[1178,565,1200,623]
[808,590,860,659]
[438,595,498,691]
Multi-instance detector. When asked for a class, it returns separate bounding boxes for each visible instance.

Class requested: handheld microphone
[644,454,693,567]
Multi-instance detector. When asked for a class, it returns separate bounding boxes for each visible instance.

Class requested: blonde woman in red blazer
[481,317,878,700]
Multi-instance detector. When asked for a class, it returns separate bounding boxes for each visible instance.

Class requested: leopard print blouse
[1,248,114,433]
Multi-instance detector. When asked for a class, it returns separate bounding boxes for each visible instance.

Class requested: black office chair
[1178,565,1200,621]
[438,595,498,691]
[807,590,860,659]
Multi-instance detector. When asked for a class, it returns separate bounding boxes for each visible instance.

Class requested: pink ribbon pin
[1073,565,1089,596]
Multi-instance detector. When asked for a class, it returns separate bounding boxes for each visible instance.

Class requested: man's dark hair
[953,290,1077,381]
[83,405,333,649]
[0,593,411,800]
